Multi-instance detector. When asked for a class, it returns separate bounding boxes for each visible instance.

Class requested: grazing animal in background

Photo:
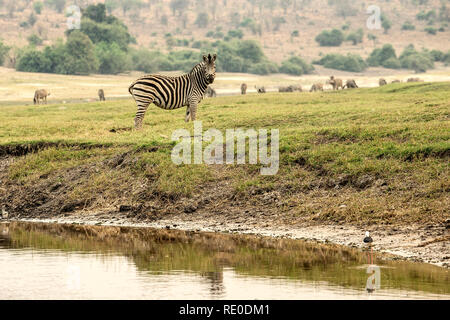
[391,79,401,83]
[241,83,248,95]
[407,77,424,82]
[343,79,358,89]
[309,83,323,92]
[205,86,217,97]
[279,85,302,92]
[379,78,387,86]
[326,76,343,90]
[256,86,266,93]
[98,89,106,101]
[33,89,50,105]
[128,53,217,129]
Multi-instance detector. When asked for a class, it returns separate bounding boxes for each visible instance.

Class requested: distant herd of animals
[31,53,426,129]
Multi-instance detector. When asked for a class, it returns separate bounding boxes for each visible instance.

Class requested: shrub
[236,40,264,63]
[279,56,314,75]
[381,14,392,34]
[424,27,437,35]
[314,53,367,72]
[346,28,363,45]
[33,1,43,14]
[227,29,243,39]
[0,40,10,66]
[429,49,444,61]
[16,49,52,73]
[382,57,401,69]
[401,53,434,73]
[28,13,37,27]
[248,61,279,75]
[28,34,43,46]
[95,42,130,74]
[315,29,344,46]
[367,44,397,66]
[402,21,415,30]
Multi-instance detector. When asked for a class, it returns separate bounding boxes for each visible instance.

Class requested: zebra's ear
[203,55,208,62]
[212,54,217,62]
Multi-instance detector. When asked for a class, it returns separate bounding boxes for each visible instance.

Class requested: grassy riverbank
[0,82,449,226]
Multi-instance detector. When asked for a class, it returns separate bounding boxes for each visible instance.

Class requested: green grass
[1,82,449,224]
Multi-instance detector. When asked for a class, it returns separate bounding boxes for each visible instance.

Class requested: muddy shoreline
[5,210,449,269]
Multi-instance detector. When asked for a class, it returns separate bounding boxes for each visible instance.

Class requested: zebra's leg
[134,101,151,129]
[185,106,191,122]
[189,102,198,121]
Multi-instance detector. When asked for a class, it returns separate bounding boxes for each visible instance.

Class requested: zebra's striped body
[129,54,217,129]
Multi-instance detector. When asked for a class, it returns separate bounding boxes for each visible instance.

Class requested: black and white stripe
[129,54,217,129]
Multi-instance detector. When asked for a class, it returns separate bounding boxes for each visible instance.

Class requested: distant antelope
[343,79,358,89]
[98,89,106,101]
[241,83,247,95]
[34,89,50,105]
[407,78,424,82]
[255,86,266,93]
[379,78,387,86]
[279,85,302,92]
[309,83,323,92]
[326,76,343,90]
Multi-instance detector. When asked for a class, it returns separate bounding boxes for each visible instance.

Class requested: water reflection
[0,222,448,300]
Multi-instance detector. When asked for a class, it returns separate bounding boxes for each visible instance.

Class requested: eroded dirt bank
[1,149,449,269]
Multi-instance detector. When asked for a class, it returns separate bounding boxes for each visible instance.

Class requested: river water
[0,222,448,300]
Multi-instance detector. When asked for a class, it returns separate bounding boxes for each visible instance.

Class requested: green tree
[16,49,52,73]
[95,42,130,74]
[28,34,43,46]
[33,1,44,14]
[0,40,11,66]
[62,31,99,75]
[237,40,264,63]
[315,29,344,46]
[346,28,363,45]
[381,14,392,34]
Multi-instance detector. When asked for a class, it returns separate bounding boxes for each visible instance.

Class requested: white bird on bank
[364,231,374,264]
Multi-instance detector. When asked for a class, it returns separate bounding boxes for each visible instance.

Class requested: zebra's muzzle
[206,75,215,84]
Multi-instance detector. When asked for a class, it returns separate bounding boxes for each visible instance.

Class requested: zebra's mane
[189,61,206,75]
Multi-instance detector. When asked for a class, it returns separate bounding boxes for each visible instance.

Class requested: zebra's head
[202,54,217,84]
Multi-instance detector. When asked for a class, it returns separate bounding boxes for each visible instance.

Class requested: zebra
[128,53,217,129]
[98,89,106,101]
[241,83,247,95]
[34,89,50,105]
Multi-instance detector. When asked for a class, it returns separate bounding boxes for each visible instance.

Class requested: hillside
[0,0,449,66]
